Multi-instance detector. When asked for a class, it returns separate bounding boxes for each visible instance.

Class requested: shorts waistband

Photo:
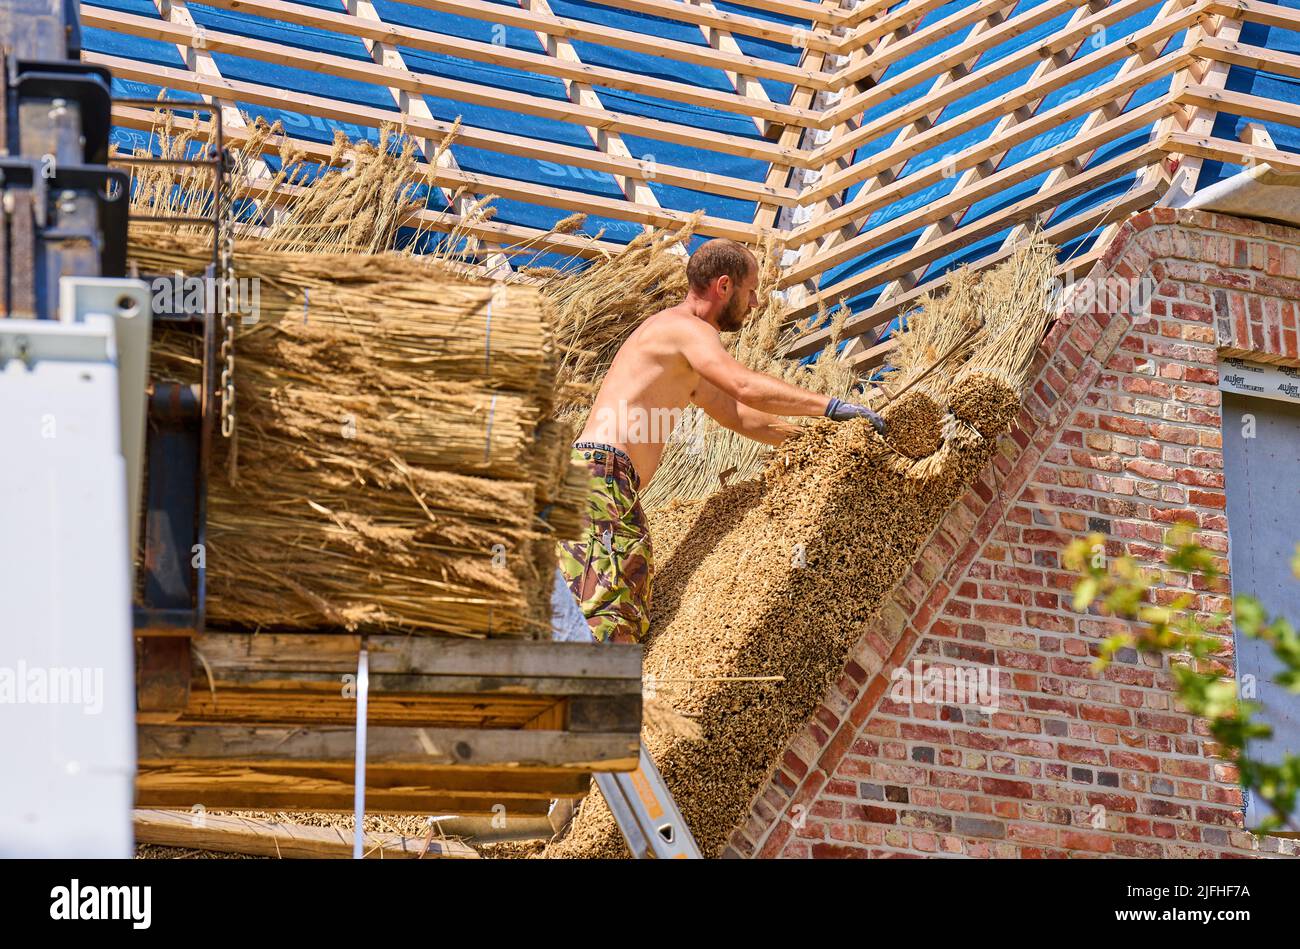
[574,441,633,466]
[574,441,641,491]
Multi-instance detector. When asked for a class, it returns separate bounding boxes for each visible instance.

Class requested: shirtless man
[556,238,885,646]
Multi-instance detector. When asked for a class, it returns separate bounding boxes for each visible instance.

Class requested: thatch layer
[880,389,944,460]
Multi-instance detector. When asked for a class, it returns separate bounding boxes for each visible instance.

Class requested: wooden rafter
[143,0,823,127]
[342,0,511,273]
[783,0,932,309]
[376,0,836,87]
[89,53,797,206]
[787,0,1020,317]
[867,0,1130,319]
[788,1,1207,241]
[91,8,804,166]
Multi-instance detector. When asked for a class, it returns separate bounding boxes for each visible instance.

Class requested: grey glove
[825,397,886,435]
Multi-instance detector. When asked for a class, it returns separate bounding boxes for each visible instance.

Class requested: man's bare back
[578,307,732,483]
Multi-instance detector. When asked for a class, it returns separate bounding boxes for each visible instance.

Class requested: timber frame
[93,0,1300,363]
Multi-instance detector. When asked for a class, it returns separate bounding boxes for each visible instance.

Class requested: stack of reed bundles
[133,231,584,638]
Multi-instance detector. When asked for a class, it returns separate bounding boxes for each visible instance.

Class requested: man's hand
[825,397,886,435]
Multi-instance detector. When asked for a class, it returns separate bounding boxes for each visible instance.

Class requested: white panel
[0,355,136,857]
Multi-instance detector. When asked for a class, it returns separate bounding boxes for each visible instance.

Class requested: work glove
[825,397,886,435]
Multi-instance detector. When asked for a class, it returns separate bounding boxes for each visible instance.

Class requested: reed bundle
[122,109,464,258]
[880,389,945,460]
[135,231,583,638]
[889,264,982,390]
[947,229,1058,438]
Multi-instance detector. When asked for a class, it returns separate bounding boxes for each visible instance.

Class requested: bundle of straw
[123,109,467,259]
[542,214,697,417]
[136,231,583,637]
[948,229,1058,437]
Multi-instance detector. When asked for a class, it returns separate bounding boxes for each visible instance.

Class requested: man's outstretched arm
[691,376,800,446]
[675,317,832,417]
[676,317,886,433]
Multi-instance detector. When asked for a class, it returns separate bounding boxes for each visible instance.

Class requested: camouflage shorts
[556,443,653,644]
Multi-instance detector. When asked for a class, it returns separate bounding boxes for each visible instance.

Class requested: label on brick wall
[1218,356,1300,405]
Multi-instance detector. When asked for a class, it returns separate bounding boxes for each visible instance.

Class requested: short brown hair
[687,238,756,292]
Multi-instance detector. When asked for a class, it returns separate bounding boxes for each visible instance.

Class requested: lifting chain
[217,148,236,441]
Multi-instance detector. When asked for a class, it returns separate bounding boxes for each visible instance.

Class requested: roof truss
[89,0,1300,363]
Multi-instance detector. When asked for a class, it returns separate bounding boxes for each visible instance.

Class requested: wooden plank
[139,762,599,796]
[523,0,666,229]
[784,137,1166,321]
[88,53,802,203]
[826,0,1102,121]
[144,0,271,183]
[111,104,759,241]
[173,689,564,728]
[866,0,1182,320]
[1179,84,1300,132]
[137,724,640,768]
[790,168,1164,345]
[1149,4,1240,208]
[1158,129,1300,175]
[830,0,1020,99]
[190,670,639,696]
[1196,35,1300,84]
[826,189,1144,364]
[795,5,1203,217]
[135,770,563,815]
[343,0,512,274]
[1207,0,1300,31]
[134,809,480,858]
[543,0,840,49]
[836,0,951,50]
[751,0,843,230]
[190,632,642,680]
[808,0,1019,312]
[383,0,833,87]
[137,639,191,713]
[783,84,1178,286]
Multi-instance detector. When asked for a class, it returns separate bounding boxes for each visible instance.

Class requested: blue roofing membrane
[94,0,1300,316]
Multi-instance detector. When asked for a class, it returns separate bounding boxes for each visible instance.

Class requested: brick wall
[725,208,1300,859]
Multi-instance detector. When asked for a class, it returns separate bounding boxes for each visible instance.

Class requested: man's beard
[718,291,748,332]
